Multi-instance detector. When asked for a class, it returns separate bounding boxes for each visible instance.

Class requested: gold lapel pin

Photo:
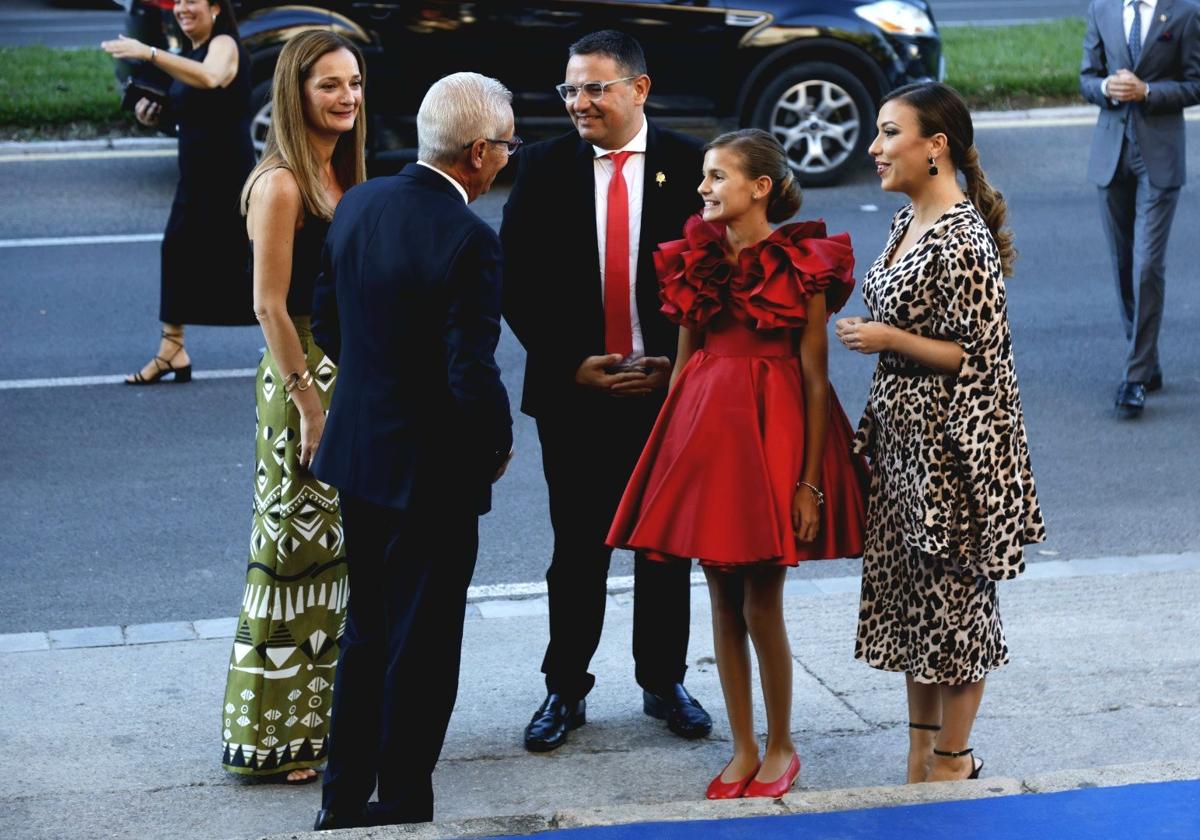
[656,171,666,188]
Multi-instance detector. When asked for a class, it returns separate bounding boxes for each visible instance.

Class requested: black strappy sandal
[933,746,984,779]
[125,331,192,385]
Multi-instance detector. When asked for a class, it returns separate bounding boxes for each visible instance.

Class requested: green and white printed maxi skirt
[221,317,347,775]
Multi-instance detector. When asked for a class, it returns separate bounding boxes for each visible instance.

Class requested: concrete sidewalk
[2,555,1198,840]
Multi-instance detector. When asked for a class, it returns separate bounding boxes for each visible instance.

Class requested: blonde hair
[241,31,366,220]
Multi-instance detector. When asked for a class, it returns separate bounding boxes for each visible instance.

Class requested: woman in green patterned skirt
[222,30,367,783]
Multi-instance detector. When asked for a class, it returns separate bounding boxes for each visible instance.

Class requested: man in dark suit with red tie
[501,30,711,751]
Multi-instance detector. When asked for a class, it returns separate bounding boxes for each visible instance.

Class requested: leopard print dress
[853,201,1045,685]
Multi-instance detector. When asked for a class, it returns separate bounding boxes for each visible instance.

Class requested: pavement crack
[792,655,881,730]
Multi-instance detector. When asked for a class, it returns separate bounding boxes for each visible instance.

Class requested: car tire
[749,61,874,187]
[249,78,273,158]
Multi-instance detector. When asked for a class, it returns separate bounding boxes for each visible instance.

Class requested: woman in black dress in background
[103,0,256,384]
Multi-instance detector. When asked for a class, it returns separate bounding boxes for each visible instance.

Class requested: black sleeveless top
[246,167,331,318]
[169,36,255,205]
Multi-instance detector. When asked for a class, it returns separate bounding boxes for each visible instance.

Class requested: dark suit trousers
[536,397,691,701]
[320,494,479,824]
[1099,135,1181,383]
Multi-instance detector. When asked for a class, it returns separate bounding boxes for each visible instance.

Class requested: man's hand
[575,354,665,397]
[1106,69,1149,102]
[610,355,670,397]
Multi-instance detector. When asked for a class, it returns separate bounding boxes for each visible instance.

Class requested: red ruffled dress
[607,216,867,568]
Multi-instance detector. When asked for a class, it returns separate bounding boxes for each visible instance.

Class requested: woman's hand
[133,97,161,127]
[836,316,893,355]
[101,35,152,63]
[792,486,821,543]
[297,406,325,471]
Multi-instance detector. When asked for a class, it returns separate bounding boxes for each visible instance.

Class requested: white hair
[417,72,513,165]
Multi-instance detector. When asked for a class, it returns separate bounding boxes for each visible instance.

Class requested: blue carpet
[483,780,1200,839]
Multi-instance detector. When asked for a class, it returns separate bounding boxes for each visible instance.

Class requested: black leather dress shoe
[1146,370,1163,392]
[643,683,713,739]
[1115,381,1146,419]
[313,808,364,831]
[524,693,586,752]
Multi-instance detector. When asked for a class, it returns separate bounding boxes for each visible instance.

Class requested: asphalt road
[3,116,1200,635]
[0,0,1090,50]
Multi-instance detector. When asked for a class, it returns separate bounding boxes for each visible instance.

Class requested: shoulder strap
[243,164,288,214]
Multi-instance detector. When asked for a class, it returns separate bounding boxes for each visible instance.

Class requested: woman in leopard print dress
[836,83,1045,784]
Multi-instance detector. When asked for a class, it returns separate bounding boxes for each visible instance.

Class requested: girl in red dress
[608,129,866,799]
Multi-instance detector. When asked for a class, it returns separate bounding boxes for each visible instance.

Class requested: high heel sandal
[933,746,983,780]
[125,332,192,385]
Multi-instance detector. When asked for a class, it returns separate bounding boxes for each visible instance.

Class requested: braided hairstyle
[705,128,802,224]
[882,82,1016,276]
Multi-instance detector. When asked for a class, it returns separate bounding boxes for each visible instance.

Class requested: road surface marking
[0,233,163,249]
[0,368,256,390]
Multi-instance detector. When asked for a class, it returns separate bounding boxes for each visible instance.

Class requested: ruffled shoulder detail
[654,214,735,329]
[735,220,856,329]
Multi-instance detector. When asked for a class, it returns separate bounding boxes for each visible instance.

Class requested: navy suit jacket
[311,163,513,515]
[499,122,704,418]
[1080,0,1200,188]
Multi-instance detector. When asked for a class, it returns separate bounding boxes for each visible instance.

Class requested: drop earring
[928,156,939,177]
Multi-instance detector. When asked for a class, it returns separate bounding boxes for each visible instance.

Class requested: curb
[241,760,1200,839]
[0,136,176,155]
[4,105,1199,154]
[2,552,1198,654]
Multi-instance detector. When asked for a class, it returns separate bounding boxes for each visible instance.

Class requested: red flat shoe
[743,753,800,799]
[705,760,760,800]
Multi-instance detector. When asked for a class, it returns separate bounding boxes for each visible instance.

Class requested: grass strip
[943,17,1088,109]
[0,45,130,127]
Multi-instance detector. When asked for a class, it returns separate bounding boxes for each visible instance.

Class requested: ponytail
[960,146,1016,277]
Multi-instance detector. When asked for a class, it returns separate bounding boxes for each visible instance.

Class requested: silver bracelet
[797,480,825,506]
[149,46,157,64]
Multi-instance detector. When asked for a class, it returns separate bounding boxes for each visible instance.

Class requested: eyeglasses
[555,76,637,102]
[462,136,524,154]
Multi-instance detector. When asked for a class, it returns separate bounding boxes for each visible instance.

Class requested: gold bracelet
[282,370,312,394]
[797,480,825,506]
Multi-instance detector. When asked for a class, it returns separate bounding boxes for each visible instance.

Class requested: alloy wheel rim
[251,100,272,156]
[768,79,860,176]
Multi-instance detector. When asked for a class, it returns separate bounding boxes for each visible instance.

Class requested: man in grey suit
[1081,0,1200,418]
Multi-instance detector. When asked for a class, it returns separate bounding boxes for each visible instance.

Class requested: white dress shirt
[1124,0,1158,45]
[593,116,648,359]
[1102,0,1158,98]
[416,160,468,203]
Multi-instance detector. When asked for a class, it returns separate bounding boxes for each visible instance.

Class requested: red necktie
[604,151,634,357]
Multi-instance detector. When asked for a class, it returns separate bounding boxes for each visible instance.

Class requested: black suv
[115,1,942,185]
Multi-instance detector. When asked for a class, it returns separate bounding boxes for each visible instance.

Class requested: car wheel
[249,79,273,158]
[750,62,873,187]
